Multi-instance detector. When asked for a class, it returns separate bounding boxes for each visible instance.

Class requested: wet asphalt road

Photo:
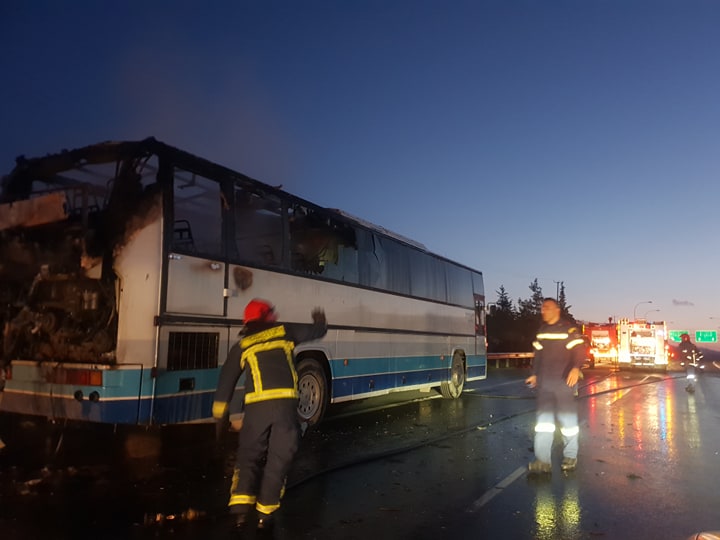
[1,364,720,539]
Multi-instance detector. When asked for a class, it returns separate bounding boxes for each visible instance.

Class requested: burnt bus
[0,138,486,430]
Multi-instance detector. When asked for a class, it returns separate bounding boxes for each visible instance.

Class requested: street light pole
[643,309,660,320]
[633,300,652,320]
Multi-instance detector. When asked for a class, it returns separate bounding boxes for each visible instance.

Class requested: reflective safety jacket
[532,320,585,388]
[679,341,703,364]
[212,319,327,419]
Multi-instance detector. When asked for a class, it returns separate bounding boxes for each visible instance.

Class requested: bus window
[358,229,381,288]
[409,251,447,302]
[173,170,223,257]
[475,295,486,336]
[446,264,473,307]
[289,205,358,283]
[383,237,411,295]
[234,187,284,266]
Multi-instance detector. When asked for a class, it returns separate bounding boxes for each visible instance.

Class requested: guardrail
[487,352,534,368]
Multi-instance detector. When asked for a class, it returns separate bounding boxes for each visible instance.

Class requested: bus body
[0,138,486,426]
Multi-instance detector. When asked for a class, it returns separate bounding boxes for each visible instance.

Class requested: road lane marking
[466,466,527,513]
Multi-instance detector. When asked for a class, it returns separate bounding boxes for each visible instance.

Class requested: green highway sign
[695,330,718,343]
[669,330,688,342]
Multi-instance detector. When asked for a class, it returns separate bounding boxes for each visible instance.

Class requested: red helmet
[244,299,277,323]
[681,333,690,342]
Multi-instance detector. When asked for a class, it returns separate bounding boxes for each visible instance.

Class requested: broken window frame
[171,169,225,258]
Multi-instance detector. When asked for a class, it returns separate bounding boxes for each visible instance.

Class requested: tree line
[486,279,575,353]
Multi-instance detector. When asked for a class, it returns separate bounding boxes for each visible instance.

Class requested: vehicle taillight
[50,368,103,386]
[69,369,103,386]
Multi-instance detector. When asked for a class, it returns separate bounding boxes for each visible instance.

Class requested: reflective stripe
[560,426,579,437]
[535,422,556,433]
[245,388,299,404]
[212,401,228,419]
[230,468,240,493]
[566,338,584,350]
[229,494,257,506]
[241,326,287,348]
[256,502,280,514]
[241,336,298,403]
[532,341,543,351]
[537,332,569,340]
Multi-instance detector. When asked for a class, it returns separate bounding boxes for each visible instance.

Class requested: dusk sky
[2,1,720,339]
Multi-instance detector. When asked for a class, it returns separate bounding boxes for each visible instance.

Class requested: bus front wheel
[297,357,328,427]
[440,352,465,399]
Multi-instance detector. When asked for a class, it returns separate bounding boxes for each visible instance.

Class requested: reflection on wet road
[2,368,720,539]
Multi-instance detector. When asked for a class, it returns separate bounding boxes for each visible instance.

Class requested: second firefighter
[525,297,585,474]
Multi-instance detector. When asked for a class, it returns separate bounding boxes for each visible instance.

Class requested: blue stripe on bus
[331,366,444,400]
[3,353,486,424]
[2,365,237,425]
[5,364,154,399]
[151,390,215,424]
[0,389,231,426]
[467,364,487,379]
[0,389,222,426]
[153,368,221,394]
[330,353,486,399]
[465,354,487,380]
[330,354,487,377]
[0,390,153,424]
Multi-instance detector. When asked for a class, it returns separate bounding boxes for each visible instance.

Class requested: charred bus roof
[1,138,427,249]
[0,137,480,273]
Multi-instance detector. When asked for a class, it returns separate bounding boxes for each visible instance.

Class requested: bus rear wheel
[297,357,328,427]
[440,352,465,399]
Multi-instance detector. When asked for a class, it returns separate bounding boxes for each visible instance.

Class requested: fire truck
[582,323,618,366]
[616,318,669,370]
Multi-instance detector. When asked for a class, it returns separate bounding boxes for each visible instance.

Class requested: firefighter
[679,333,703,392]
[525,298,585,474]
[213,299,327,530]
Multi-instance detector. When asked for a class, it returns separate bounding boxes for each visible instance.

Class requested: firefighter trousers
[228,399,300,516]
[533,387,579,464]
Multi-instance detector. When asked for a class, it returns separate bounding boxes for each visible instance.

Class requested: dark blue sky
[2,1,720,335]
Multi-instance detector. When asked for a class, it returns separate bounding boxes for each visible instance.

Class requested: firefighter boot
[561,457,577,471]
[528,460,552,474]
[257,512,275,530]
[231,505,253,529]
[234,511,251,529]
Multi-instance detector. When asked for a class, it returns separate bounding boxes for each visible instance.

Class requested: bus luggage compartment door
[166,254,225,316]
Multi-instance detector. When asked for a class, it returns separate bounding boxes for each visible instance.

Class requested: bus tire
[440,352,465,399]
[297,357,328,427]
